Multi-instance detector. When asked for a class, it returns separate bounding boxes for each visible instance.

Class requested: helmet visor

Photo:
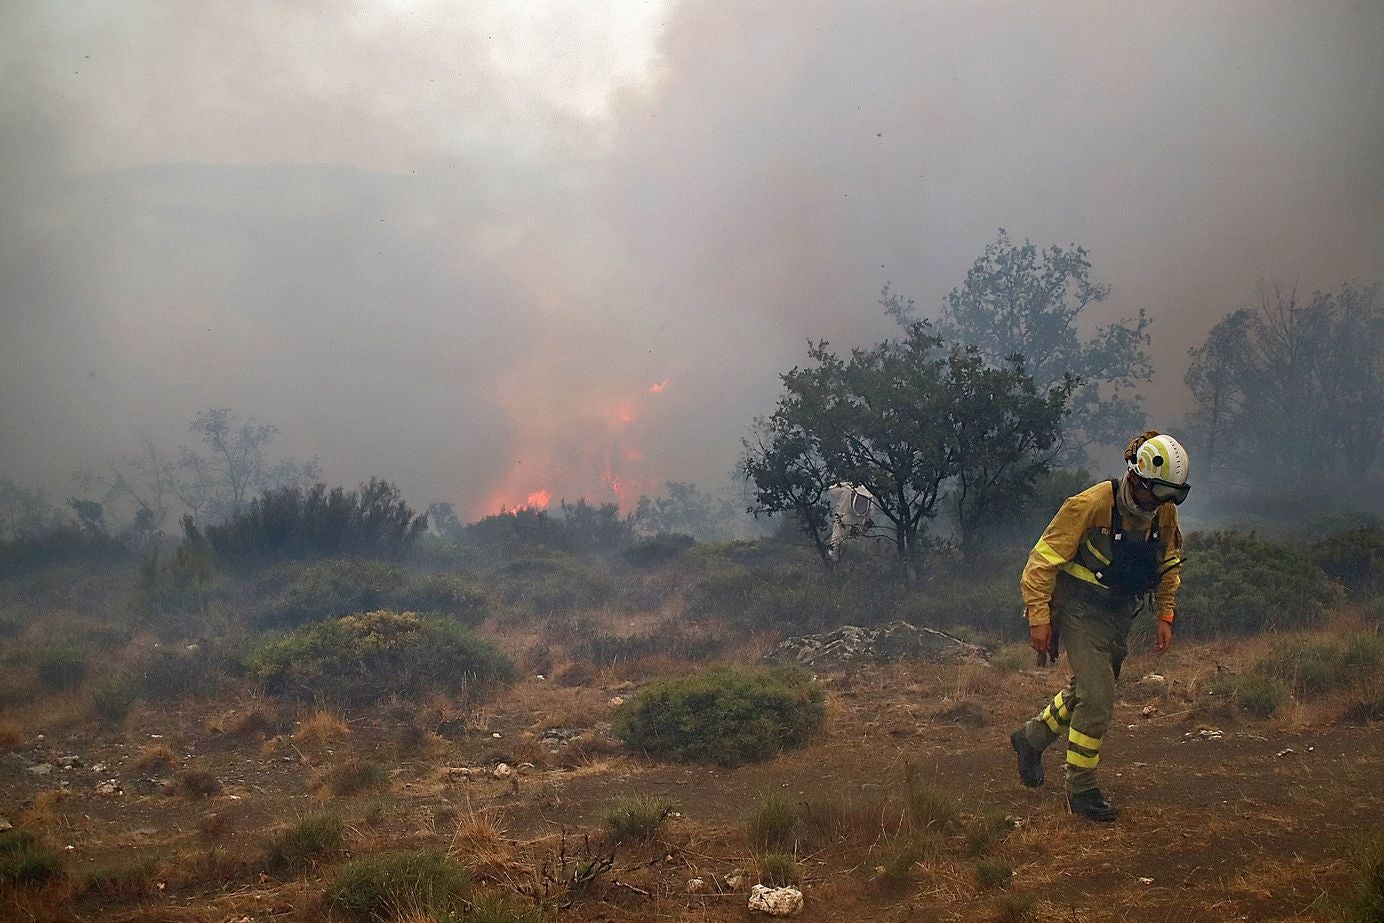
[1140,477,1190,505]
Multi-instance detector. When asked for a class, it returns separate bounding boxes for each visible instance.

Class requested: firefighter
[1009,432,1190,821]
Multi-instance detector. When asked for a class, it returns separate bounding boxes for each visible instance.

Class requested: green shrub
[193,479,427,572]
[975,858,1013,890]
[1311,527,1384,596]
[90,673,140,724]
[245,610,515,706]
[746,789,798,850]
[140,646,222,701]
[991,645,1034,673]
[264,813,344,872]
[757,853,800,887]
[1253,633,1384,698]
[1177,531,1342,635]
[34,644,87,691]
[612,665,826,766]
[623,533,696,567]
[870,832,937,894]
[253,560,488,631]
[1206,672,1289,718]
[490,554,617,617]
[326,849,470,920]
[685,563,843,634]
[573,627,725,669]
[603,794,675,842]
[0,830,63,886]
[1335,833,1384,922]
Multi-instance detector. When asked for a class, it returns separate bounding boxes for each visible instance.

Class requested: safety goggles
[1137,476,1190,506]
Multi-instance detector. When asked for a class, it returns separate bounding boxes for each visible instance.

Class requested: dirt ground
[2,637,1382,923]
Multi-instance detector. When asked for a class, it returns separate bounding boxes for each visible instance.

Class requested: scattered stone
[26,763,53,776]
[1276,748,1296,758]
[1184,727,1225,741]
[516,762,535,773]
[91,762,108,773]
[1139,673,1167,689]
[491,732,502,739]
[57,755,83,769]
[1140,705,1158,719]
[725,868,746,890]
[687,877,707,893]
[540,727,582,748]
[0,818,12,831]
[445,767,476,781]
[493,763,513,780]
[535,674,546,681]
[95,780,123,796]
[764,621,984,669]
[132,778,164,795]
[749,884,804,916]
[1139,877,1155,885]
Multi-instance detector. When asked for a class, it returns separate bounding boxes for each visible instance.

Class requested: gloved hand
[1029,622,1052,655]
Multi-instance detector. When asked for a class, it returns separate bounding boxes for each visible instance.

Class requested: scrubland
[1,519,1383,922]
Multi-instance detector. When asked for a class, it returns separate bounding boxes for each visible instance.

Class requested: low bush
[90,673,140,724]
[252,560,488,631]
[572,627,725,670]
[0,830,63,886]
[965,808,1015,857]
[902,762,957,833]
[140,646,223,701]
[34,644,88,691]
[326,849,471,920]
[1205,672,1290,718]
[245,610,515,706]
[975,858,1013,890]
[490,554,617,617]
[870,832,937,894]
[168,769,222,798]
[264,813,344,872]
[612,665,826,766]
[192,479,427,572]
[79,856,159,902]
[0,524,128,578]
[1311,527,1384,596]
[1177,531,1342,635]
[603,794,675,842]
[757,853,800,887]
[1253,632,1384,698]
[623,533,696,567]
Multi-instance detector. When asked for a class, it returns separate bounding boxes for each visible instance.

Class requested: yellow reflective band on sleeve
[1066,749,1099,769]
[1034,539,1066,566]
[1053,691,1070,720]
[1083,539,1110,566]
[1059,561,1106,587]
[1042,709,1062,734]
[1068,728,1103,751]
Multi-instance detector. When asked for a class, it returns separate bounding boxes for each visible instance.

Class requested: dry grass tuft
[133,742,177,773]
[19,790,65,829]
[0,719,22,749]
[167,768,222,799]
[208,693,280,738]
[294,708,350,745]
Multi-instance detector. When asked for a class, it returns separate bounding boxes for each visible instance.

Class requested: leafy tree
[1184,283,1384,484]
[182,408,320,522]
[631,481,740,540]
[889,229,1151,457]
[67,498,106,534]
[73,433,179,537]
[426,501,464,539]
[743,322,1070,568]
[0,477,58,537]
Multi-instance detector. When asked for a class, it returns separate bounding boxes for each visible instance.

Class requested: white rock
[493,763,513,780]
[26,763,53,775]
[1140,705,1158,718]
[749,884,803,916]
[1139,877,1155,885]
[0,818,12,831]
[491,732,502,739]
[687,877,707,893]
[1140,673,1166,687]
[95,780,123,796]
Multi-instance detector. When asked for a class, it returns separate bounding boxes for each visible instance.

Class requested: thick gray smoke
[2,1,1381,519]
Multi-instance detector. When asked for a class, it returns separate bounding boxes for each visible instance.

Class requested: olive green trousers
[1020,593,1134,794]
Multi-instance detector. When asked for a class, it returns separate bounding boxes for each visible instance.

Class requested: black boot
[1067,788,1120,822]
[1009,729,1045,788]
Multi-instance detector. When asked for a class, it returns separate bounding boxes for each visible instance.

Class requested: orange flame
[525,489,551,509]
[648,377,670,394]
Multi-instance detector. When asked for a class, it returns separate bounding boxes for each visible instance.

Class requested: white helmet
[1126,432,1191,504]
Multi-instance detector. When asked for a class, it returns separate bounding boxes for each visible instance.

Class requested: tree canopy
[742,321,1071,567]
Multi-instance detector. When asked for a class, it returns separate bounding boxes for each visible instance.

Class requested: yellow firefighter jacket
[1021,480,1183,627]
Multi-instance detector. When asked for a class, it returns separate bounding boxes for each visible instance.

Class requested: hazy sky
[2,1,1381,519]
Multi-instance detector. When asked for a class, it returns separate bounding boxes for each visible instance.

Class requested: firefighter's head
[1123,431,1191,509]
